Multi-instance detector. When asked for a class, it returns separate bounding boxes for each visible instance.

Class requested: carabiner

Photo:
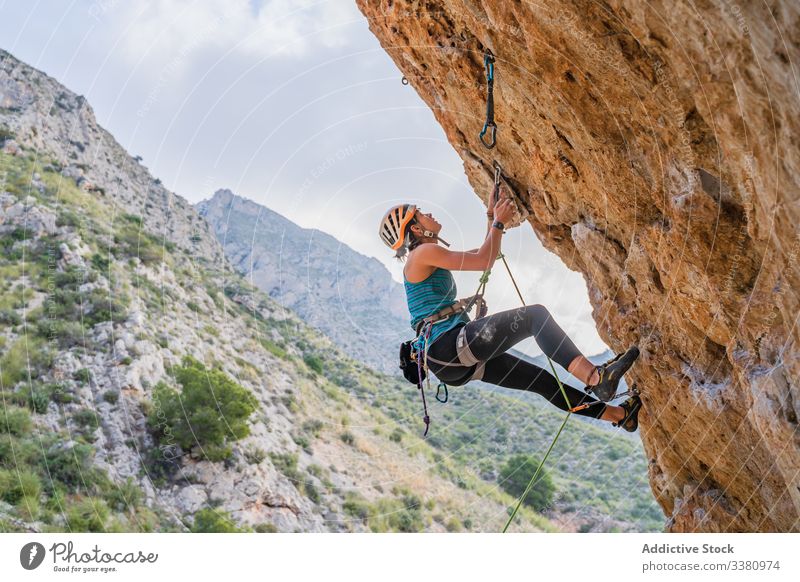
[480,123,497,149]
[493,160,503,187]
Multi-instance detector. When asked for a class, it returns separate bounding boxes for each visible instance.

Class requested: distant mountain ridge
[196,189,409,373]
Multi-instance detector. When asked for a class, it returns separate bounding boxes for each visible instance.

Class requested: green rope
[489,254,575,533]
[502,411,570,532]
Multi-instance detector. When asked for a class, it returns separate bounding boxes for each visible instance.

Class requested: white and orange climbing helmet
[378,204,417,250]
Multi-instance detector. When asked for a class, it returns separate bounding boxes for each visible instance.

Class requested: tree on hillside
[149,355,258,461]
[498,454,555,512]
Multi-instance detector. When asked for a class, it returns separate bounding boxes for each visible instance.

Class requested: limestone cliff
[355,0,800,532]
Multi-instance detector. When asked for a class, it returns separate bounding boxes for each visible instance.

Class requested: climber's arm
[414,225,503,272]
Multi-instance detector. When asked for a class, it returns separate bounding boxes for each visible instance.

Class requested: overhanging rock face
[355,0,800,532]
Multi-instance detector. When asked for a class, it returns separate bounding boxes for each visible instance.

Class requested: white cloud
[112,0,362,67]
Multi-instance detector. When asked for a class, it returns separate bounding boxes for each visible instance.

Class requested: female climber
[378,193,642,431]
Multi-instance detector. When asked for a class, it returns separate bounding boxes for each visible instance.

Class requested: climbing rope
[487,155,579,533]
[475,49,579,532]
[407,45,603,530]
[474,231,576,532]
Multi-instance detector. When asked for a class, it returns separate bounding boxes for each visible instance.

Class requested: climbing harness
[479,49,497,149]
[414,295,487,336]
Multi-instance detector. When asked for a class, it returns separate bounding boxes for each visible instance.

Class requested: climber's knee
[527,303,549,321]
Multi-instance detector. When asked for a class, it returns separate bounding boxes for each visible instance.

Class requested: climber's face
[413,209,441,237]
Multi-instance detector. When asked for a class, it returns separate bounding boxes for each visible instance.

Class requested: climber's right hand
[494,198,514,224]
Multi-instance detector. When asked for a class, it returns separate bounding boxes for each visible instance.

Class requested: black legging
[424,304,607,419]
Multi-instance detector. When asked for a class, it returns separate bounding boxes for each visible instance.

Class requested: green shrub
[340,431,355,446]
[202,443,232,462]
[91,253,110,273]
[292,433,311,452]
[56,211,82,228]
[498,454,555,512]
[148,356,258,461]
[64,497,110,532]
[0,434,38,468]
[121,214,143,226]
[191,508,247,532]
[342,493,371,521]
[302,419,324,437]
[53,267,88,287]
[342,491,425,533]
[39,320,85,348]
[269,452,301,483]
[1,338,52,388]
[0,467,42,506]
[304,481,320,504]
[12,384,52,414]
[280,393,298,413]
[243,446,266,465]
[105,477,143,512]
[102,390,119,405]
[113,222,163,265]
[259,338,287,359]
[0,127,15,143]
[389,428,404,443]
[0,406,32,436]
[73,368,91,383]
[140,446,181,488]
[254,522,278,533]
[45,441,110,495]
[0,309,21,326]
[50,384,76,404]
[73,409,99,432]
[83,290,128,326]
[303,354,324,374]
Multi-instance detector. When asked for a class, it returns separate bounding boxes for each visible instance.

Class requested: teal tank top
[404,267,470,351]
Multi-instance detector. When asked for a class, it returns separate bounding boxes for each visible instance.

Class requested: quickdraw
[567,385,639,414]
[479,49,497,149]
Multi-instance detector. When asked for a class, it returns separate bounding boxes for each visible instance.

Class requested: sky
[0,0,609,357]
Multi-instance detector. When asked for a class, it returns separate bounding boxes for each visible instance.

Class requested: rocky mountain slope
[354,0,800,532]
[196,189,408,374]
[0,48,551,533]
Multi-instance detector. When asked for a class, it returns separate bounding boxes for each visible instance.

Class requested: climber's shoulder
[408,243,448,266]
[404,244,442,282]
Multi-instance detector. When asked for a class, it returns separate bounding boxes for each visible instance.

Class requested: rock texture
[355,0,800,532]
[197,189,409,374]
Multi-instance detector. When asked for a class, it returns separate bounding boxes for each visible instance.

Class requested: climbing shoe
[585,345,640,402]
[612,387,642,432]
